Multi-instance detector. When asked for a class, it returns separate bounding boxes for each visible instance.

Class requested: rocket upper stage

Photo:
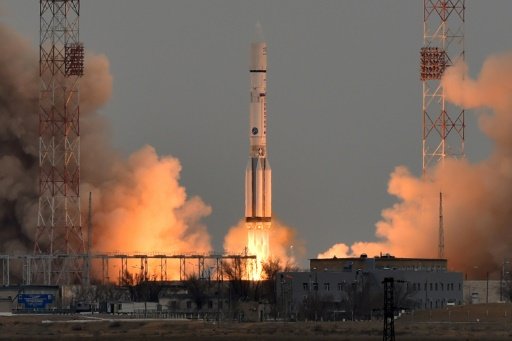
[249,42,268,158]
[245,34,271,222]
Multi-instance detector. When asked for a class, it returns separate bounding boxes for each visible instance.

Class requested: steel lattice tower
[421,0,465,173]
[382,277,395,341]
[422,0,465,260]
[34,0,85,284]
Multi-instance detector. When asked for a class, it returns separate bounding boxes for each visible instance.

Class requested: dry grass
[1,304,512,340]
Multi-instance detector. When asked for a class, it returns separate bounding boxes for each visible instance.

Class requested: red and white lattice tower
[421,0,465,259]
[34,0,85,284]
[421,0,465,173]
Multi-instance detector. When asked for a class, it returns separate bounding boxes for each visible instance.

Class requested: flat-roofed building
[277,255,462,321]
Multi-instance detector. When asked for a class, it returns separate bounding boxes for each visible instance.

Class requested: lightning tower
[245,27,271,279]
[421,0,465,259]
[421,0,465,172]
[35,0,85,284]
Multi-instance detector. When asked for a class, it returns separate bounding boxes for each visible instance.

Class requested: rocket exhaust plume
[319,53,512,278]
[0,21,212,280]
[224,218,305,271]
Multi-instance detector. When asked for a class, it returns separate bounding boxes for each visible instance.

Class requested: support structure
[438,192,445,258]
[422,0,465,173]
[382,277,395,341]
[422,0,465,260]
[0,253,256,286]
[35,0,85,284]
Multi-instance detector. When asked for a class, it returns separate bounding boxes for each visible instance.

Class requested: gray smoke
[0,23,38,254]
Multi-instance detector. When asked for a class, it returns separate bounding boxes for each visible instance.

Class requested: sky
[1,1,511,263]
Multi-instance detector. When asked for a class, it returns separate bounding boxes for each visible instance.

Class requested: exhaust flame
[246,223,270,280]
[224,218,304,279]
[319,53,512,277]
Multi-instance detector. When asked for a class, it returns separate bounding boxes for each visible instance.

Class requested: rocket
[245,29,271,263]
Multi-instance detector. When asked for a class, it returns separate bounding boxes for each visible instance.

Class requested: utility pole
[383,277,395,341]
[438,192,445,259]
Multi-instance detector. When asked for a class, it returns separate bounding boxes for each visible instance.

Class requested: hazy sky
[2,1,511,261]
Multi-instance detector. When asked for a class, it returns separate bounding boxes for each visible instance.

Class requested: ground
[1,304,512,340]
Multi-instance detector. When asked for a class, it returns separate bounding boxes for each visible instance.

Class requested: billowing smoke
[319,53,512,277]
[0,23,38,255]
[79,55,213,255]
[0,22,213,264]
[223,218,305,268]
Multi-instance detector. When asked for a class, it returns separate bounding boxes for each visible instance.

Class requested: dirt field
[1,304,512,340]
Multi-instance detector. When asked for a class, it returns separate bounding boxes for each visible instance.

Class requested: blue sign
[18,294,54,309]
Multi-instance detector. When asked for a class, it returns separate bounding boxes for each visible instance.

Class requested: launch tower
[34,0,85,284]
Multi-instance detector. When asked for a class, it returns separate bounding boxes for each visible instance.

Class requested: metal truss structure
[382,277,395,341]
[422,0,465,262]
[35,0,85,285]
[0,253,257,286]
[422,0,465,173]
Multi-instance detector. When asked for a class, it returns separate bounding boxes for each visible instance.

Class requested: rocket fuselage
[245,41,271,225]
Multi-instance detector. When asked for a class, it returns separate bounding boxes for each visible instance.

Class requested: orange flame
[224,218,304,280]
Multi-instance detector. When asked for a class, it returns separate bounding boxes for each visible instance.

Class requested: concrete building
[277,255,463,320]
[464,280,504,304]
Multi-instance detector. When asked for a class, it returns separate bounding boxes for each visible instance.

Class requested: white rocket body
[245,40,271,265]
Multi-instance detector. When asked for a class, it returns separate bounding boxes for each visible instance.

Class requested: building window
[459,283,461,291]
[313,282,318,291]
[186,301,192,309]
[435,283,438,291]
[424,282,427,291]
[324,283,330,291]
[171,301,177,310]
[430,283,433,291]
[208,300,213,309]
[303,283,309,291]
[337,282,344,291]
[218,300,223,309]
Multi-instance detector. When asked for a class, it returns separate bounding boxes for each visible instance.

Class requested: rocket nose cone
[254,21,264,43]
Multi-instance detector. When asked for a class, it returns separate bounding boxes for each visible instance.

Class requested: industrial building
[276,255,463,320]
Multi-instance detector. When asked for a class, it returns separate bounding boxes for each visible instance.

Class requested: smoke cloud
[0,22,213,268]
[0,23,38,255]
[319,53,512,278]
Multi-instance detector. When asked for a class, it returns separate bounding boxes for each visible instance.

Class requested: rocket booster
[245,38,271,224]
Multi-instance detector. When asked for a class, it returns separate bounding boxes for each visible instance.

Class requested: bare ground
[1,304,512,340]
